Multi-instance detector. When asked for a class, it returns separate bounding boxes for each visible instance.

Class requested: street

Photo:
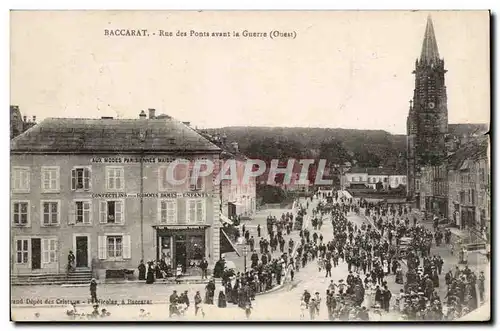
[11,196,385,321]
[11,195,489,321]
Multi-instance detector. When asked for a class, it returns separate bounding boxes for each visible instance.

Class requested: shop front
[154,225,209,276]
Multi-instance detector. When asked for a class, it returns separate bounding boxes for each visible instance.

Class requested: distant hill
[206,126,407,168]
[205,124,488,168]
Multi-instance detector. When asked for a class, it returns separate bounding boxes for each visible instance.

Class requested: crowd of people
[291,191,488,321]
[51,189,487,321]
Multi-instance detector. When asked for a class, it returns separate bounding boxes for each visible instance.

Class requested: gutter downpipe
[140,154,145,260]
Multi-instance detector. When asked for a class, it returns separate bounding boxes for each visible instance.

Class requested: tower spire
[420,15,440,64]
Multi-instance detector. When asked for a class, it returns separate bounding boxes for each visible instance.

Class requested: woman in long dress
[145,262,155,284]
[217,285,227,308]
[363,284,373,308]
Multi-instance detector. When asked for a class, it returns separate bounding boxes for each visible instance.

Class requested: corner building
[10,115,222,278]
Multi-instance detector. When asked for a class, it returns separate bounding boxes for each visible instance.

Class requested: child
[245,303,252,319]
[300,300,307,319]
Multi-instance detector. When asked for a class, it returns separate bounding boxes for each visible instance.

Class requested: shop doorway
[175,237,187,272]
[31,238,41,270]
[75,236,89,268]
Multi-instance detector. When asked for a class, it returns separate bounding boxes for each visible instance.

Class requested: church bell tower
[407,15,449,204]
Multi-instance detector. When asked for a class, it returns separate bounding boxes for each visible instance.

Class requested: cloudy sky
[10,10,489,134]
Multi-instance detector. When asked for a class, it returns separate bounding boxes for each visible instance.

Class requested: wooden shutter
[42,239,49,264]
[168,200,177,224]
[71,169,76,190]
[98,236,107,259]
[115,200,123,224]
[122,235,131,259]
[68,201,76,225]
[186,200,195,223]
[196,200,205,223]
[84,168,91,190]
[99,201,107,223]
[83,201,91,224]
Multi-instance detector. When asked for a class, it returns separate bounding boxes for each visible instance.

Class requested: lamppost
[243,246,248,272]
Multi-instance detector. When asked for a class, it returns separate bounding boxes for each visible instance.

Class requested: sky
[10,10,490,134]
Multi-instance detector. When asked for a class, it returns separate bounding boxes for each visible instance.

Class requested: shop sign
[155,225,208,230]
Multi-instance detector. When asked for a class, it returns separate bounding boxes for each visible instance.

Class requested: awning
[220,229,240,257]
[220,214,234,225]
[229,201,244,206]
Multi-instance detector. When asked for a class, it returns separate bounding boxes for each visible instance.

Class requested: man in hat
[89,278,98,304]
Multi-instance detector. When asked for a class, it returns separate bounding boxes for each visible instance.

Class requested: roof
[10,117,221,153]
[347,167,405,176]
[447,136,489,170]
[420,16,440,64]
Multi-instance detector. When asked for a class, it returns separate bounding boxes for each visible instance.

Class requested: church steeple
[420,15,440,64]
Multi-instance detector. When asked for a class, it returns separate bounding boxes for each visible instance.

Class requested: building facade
[419,163,448,218]
[447,137,490,230]
[197,131,257,220]
[11,114,223,277]
[407,16,448,204]
[345,167,407,190]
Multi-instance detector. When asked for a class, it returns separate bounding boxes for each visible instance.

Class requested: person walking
[89,279,98,304]
[325,259,332,278]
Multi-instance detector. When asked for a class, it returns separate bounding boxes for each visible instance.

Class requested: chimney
[139,110,147,119]
[148,108,156,119]
[32,116,36,123]
[23,116,27,122]
[231,141,239,153]
[222,133,227,145]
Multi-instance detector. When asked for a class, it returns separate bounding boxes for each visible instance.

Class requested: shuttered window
[98,234,131,260]
[159,199,177,224]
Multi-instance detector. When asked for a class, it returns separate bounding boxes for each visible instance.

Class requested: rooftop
[447,135,489,170]
[347,167,405,176]
[11,117,221,153]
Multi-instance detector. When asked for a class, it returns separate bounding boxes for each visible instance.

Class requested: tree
[353,150,382,168]
[318,139,351,167]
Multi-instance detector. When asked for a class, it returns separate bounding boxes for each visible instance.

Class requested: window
[12,201,29,226]
[106,167,124,190]
[460,191,466,204]
[73,200,91,224]
[98,234,131,260]
[107,236,123,258]
[41,201,60,226]
[71,167,91,190]
[415,180,420,191]
[99,200,124,224]
[186,199,205,223]
[159,199,177,224]
[358,176,362,182]
[402,177,407,184]
[42,238,57,263]
[41,167,60,192]
[16,239,29,264]
[12,167,30,192]
[188,166,204,191]
[470,189,476,205]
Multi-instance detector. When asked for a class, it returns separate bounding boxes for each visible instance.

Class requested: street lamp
[243,246,248,272]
